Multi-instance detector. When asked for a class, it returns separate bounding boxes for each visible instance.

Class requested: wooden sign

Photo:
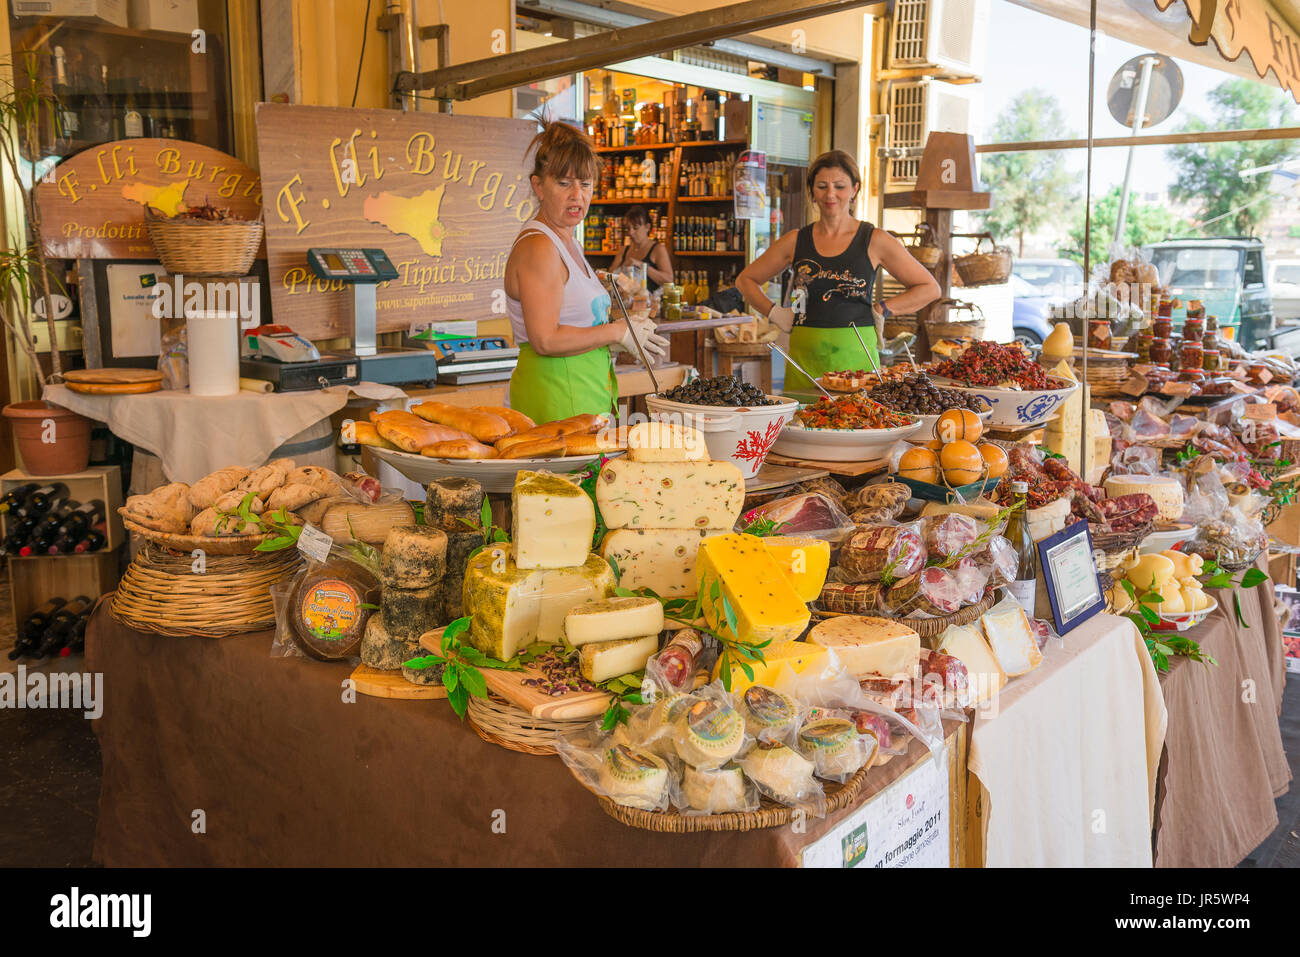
[915,132,981,193]
[1157,0,1300,104]
[37,139,262,260]
[254,104,537,340]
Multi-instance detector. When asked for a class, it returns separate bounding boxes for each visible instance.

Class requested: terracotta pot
[3,401,91,476]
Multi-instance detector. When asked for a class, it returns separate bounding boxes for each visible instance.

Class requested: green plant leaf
[1120,578,1137,599]
[1204,573,1233,589]
[1240,568,1267,588]
[739,660,754,682]
[448,684,470,718]
[402,654,445,670]
[1234,593,1248,628]
[359,602,380,610]
[443,667,460,694]
[1139,604,1160,624]
[459,666,488,698]
[480,498,492,531]
[444,616,471,642]
[607,555,621,581]
[722,594,739,639]
[718,650,733,692]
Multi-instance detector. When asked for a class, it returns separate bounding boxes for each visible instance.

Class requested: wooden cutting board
[67,380,162,395]
[350,663,448,700]
[765,452,890,477]
[63,368,164,384]
[420,627,611,720]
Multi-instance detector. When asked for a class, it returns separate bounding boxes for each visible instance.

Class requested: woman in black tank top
[611,205,673,293]
[736,150,940,394]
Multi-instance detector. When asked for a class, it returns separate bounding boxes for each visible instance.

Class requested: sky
[978,0,1261,200]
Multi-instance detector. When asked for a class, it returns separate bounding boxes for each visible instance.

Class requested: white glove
[615,319,670,360]
[768,305,796,333]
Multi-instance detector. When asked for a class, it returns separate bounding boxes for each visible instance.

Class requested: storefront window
[6,0,235,160]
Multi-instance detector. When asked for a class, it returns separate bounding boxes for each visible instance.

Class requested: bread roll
[421,439,498,459]
[238,460,292,497]
[472,405,535,435]
[497,436,568,459]
[371,410,470,453]
[267,483,324,512]
[214,489,266,514]
[563,428,627,455]
[411,401,512,443]
[188,467,250,510]
[495,414,604,452]
[341,420,398,450]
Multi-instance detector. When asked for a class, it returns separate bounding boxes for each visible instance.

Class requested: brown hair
[622,205,650,229]
[527,118,601,183]
[807,149,862,201]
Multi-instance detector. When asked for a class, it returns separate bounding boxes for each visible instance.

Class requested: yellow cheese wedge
[805,616,920,680]
[710,641,830,695]
[698,533,811,650]
[761,536,831,602]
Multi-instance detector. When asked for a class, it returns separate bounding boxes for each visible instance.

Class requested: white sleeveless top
[507,220,611,345]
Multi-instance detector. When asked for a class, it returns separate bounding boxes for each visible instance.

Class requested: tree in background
[1168,78,1299,236]
[978,89,1076,256]
[1058,185,1191,269]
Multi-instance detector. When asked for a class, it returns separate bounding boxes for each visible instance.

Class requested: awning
[1009,0,1300,103]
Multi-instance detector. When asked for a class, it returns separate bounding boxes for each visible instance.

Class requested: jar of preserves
[1186,299,1205,318]
[1153,318,1173,338]
[1201,348,1220,372]
[1181,340,1203,369]
[1088,319,1112,351]
[1149,337,1173,365]
[1132,332,1153,362]
[1182,317,1204,339]
[1157,298,1174,318]
[662,285,683,322]
[1205,314,1219,335]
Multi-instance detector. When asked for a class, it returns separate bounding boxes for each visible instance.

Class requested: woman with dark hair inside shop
[736,149,940,394]
[610,205,673,294]
[504,120,669,423]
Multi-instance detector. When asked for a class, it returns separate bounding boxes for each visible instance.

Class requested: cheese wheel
[798,717,871,779]
[1103,474,1184,523]
[627,421,708,462]
[379,525,448,588]
[741,743,819,806]
[381,583,443,641]
[443,529,485,579]
[682,763,750,813]
[425,477,485,533]
[577,634,659,683]
[598,745,669,810]
[674,698,745,769]
[738,685,798,742]
[360,615,422,671]
[288,559,380,661]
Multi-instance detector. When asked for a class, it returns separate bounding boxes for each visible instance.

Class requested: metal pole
[1113,55,1158,246]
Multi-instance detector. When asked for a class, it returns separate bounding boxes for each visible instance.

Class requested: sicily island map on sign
[363,184,448,257]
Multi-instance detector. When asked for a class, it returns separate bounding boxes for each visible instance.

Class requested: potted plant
[0,52,89,475]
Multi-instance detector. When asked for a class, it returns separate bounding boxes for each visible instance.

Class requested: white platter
[1139,523,1195,555]
[371,447,622,493]
[771,419,925,462]
[1156,595,1218,632]
[931,376,1079,428]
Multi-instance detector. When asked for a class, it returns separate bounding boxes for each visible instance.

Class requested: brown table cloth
[87,607,961,867]
[1153,564,1291,867]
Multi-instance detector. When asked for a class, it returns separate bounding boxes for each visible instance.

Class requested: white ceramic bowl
[1156,595,1218,632]
[771,419,925,463]
[371,447,620,494]
[644,393,799,479]
[932,376,1079,428]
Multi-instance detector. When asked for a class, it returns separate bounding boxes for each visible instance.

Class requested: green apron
[509,342,619,424]
[782,324,880,395]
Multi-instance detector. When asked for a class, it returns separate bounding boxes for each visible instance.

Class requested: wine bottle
[19,501,77,557]
[74,525,108,554]
[22,597,67,642]
[56,499,103,541]
[26,483,69,515]
[1004,480,1039,611]
[2,516,37,555]
[0,482,39,514]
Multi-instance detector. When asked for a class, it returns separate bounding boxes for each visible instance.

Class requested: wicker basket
[906,224,942,269]
[883,314,918,340]
[120,513,274,555]
[467,693,592,755]
[814,586,995,638]
[953,233,1013,287]
[145,210,264,277]
[585,753,875,833]
[109,543,301,638]
[926,298,986,341]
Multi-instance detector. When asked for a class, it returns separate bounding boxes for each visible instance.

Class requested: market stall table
[964,612,1166,867]
[1152,565,1291,867]
[87,606,964,868]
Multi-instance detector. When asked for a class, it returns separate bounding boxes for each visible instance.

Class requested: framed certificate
[1036,520,1105,634]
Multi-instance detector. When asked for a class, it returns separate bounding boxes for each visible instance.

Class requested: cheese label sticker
[300,579,361,640]
[800,719,855,753]
[743,686,793,727]
[686,701,741,743]
[608,745,659,777]
[297,522,334,563]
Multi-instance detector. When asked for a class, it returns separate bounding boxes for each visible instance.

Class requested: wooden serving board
[420,627,611,720]
[765,453,891,478]
[67,381,162,395]
[63,368,164,384]
[350,663,448,700]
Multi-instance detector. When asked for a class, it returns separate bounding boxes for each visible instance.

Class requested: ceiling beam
[977,126,1300,152]
[399,0,882,100]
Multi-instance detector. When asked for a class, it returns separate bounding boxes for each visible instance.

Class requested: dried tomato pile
[931,341,1053,390]
[796,394,915,430]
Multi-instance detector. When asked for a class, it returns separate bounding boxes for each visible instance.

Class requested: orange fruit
[935,408,983,444]
[939,439,983,485]
[977,443,1009,479]
[897,447,940,485]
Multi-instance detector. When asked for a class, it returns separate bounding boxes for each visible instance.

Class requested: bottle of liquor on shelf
[8,597,67,660]
[19,501,78,557]
[1004,481,1039,611]
[35,596,93,659]
[715,214,727,252]
[26,483,69,516]
[61,612,90,657]
[74,523,108,554]
[52,45,80,147]
[2,517,36,556]
[56,499,103,542]
[699,90,718,141]
[0,483,39,515]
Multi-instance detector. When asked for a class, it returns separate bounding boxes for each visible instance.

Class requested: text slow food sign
[255,103,537,340]
[36,139,263,259]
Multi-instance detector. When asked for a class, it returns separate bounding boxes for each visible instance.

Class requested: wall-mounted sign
[36,139,263,260]
[254,103,537,341]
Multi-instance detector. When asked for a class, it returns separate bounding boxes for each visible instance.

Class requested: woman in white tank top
[504,121,668,424]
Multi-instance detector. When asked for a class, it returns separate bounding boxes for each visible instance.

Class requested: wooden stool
[705,340,773,394]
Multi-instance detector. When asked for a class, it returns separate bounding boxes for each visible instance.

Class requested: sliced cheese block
[564,596,664,646]
[627,421,708,462]
[596,460,745,529]
[761,536,831,602]
[379,525,448,588]
[1103,474,1184,523]
[598,745,669,810]
[578,633,660,683]
[698,534,811,649]
[805,616,920,681]
[935,624,1006,705]
[674,698,745,768]
[511,470,595,569]
[711,641,830,695]
[980,598,1042,677]
[463,549,615,660]
[1086,408,1110,484]
[600,527,724,598]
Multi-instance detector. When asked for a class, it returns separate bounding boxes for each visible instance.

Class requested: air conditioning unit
[886,79,979,185]
[888,0,990,78]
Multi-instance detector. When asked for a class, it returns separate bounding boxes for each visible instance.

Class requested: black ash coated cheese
[381,583,443,641]
[379,525,448,588]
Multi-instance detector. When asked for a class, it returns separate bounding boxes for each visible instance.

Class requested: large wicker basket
[145,210,264,277]
[953,233,1013,287]
[467,693,593,755]
[926,298,986,341]
[905,223,942,269]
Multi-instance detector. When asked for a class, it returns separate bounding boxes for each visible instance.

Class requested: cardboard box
[128,0,198,34]
[12,0,128,28]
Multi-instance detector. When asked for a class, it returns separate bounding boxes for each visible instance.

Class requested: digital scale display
[306,247,398,283]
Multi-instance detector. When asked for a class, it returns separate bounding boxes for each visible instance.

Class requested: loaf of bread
[498,436,568,459]
[563,428,627,455]
[472,405,535,435]
[411,401,512,443]
[494,414,603,452]
[371,410,471,452]
[122,482,194,533]
[340,420,398,449]
[421,439,498,459]
[187,467,250,510]
[267,483,324,512]
[237,458,294,497]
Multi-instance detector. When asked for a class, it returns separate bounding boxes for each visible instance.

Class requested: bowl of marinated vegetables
[771,394,924,462]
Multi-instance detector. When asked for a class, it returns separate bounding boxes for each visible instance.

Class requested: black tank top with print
[790,222,876,330]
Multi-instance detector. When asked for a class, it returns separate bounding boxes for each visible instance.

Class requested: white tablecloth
[967,613,1167,867]
[44,382,405,484]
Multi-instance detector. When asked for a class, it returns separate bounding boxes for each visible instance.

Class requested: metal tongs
[767,340,832,398]
[608,278,661,395]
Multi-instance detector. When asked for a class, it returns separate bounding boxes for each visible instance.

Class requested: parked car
[1141,237,1274,348]
[1010,266,1084,346]
[1270,259,1300,324]
[1012,258,1085,298]
[1011,274,1052,346]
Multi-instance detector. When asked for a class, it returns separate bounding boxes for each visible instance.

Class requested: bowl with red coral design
[644,393,799,479]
